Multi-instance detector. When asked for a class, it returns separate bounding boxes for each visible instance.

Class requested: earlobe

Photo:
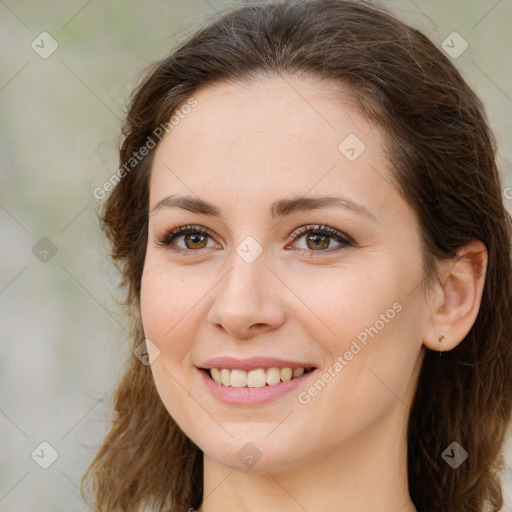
[423,240,488,352]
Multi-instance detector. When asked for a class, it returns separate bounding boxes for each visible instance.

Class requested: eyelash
[155,224,354,257]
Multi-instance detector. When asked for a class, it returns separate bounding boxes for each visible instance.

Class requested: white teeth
[280,367,292,382]
[266,367,281,386]
[210,368,222,383]
[208,367,310,387]
[293,367,304,378]
[220,368,231,386]
[247,369,267,387]
[230,369,246,387]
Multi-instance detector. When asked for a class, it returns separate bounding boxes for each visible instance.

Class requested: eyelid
[285,224,354,247]
[155,223,354,255]
[155,224,220,249]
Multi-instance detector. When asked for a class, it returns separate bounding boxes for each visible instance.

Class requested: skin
[140,75,487,512]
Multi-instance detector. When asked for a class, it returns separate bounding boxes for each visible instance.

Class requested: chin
[199,432,309,473]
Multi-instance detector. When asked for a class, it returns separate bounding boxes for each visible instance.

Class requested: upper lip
[197,356,317,372]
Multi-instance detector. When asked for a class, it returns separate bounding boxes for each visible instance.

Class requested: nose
[207,248,286,339]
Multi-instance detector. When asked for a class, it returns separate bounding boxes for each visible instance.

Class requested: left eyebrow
[271,196,378,222]
[150,195,378,223]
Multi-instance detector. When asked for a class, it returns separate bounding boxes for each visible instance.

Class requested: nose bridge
[220,243,271,310]
[208,240,285,336]
[221,226,271,296]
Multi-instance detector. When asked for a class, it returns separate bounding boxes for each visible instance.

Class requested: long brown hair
[81,1,512,511]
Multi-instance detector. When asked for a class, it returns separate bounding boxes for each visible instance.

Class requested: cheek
[294,265,422,401]
[140,262,201,423]
[291,265,404,353]
[140,260,195,361]
[140,270,170,344]
[326,292,422,419]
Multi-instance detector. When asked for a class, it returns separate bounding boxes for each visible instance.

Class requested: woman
[81,1,512,511]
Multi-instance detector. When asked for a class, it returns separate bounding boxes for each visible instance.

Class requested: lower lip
[198,368,317,406]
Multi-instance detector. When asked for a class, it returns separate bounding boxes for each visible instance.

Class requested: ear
[423,240,488,352]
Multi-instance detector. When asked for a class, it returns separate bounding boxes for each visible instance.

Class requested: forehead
[156,75,375,153]
[149,75,391,217]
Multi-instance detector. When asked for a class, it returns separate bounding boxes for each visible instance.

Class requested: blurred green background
[1,1,511,510]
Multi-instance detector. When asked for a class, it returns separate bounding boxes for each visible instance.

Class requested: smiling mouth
[202,366,316,388]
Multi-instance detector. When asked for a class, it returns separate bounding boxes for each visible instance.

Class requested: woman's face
[141,76,429,472]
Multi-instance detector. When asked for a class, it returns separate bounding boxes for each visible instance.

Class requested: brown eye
[287,224,353,254]
[305,233,331,251]
[156,225,219,254]
[183,232,209,250]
